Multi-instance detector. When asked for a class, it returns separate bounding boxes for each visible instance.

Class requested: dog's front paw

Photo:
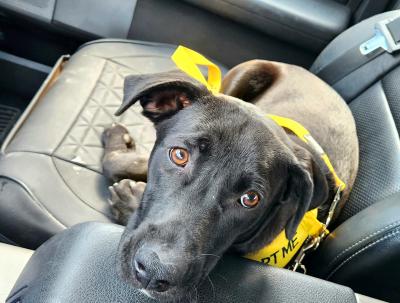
[108,179,146,225]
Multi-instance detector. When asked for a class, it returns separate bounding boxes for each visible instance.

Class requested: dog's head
[116,64,329,302]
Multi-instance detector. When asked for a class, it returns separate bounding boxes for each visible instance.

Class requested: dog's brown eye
[240,191,260,208]
[169,147,189,167]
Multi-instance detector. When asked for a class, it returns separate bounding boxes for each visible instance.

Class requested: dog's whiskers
[207,275,216,301]
[216,273,228,282]
[198,253,221,259]
[191,284,199,303]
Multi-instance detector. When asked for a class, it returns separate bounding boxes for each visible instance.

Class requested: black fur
[110,70,330,302]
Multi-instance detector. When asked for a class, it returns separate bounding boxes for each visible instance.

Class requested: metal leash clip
[290,187,342,274]
[290,236,321,274]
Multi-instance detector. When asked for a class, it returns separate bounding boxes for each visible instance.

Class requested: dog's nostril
[136,261,145,271]
[135,268,151,288]
[133,249,173,292]
[152,279,170,293]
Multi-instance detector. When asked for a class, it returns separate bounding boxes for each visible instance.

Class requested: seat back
[307,10,400,302]
[311,10,400,226]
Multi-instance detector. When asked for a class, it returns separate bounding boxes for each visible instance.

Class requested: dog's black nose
[133,247,172,293]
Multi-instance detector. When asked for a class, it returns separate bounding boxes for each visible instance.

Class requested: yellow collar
[171,46,346,268]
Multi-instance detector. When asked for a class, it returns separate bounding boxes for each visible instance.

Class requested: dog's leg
[108,179,146,225]
[102,123,149,223]
[102,123,149,182]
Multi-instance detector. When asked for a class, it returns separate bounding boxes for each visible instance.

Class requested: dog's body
[222,61,358,212]
[102,60,358,302]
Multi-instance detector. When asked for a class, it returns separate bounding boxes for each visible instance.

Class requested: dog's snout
[133,247,173,293]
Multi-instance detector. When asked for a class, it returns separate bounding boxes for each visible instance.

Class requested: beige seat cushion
[0,243,33,302]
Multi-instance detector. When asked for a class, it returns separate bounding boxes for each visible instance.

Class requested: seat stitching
[53,56,158,170]
[380,82,400,139]
[106,57,169,73]
[83,55,172,74]
[0,231,17,245]
[381,79,400,132]
[88,54,171,60]
[69,101,104,157]
[6,150,103,175]
[327,220,400,268]
[326,227,400,280]
[60,143,106,149]
[50,156,111,217]
[78,39,176,52]
[3,151,110,215]
[0,175,67,228]
[53,58,107,154]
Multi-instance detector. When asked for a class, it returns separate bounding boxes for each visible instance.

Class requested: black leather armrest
[7,222,359,303]
[184,0,350,52]
[307,193,400,302]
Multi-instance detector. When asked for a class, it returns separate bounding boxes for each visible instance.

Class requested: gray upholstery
[0,40,178,248]
[307,11,400,302]
[341,74,400,222]
[392,0,400,10]
[53,0,137,38]
[0,243,32,302]
[307,192,400,301]
[310,11,400,225]
[0,39,228,249]
[0,0,137,38]
[184,0,350,52]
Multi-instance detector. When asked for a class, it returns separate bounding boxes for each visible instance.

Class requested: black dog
[102,61,359,302]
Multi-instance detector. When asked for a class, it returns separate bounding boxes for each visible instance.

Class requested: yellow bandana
[171,46,345,268]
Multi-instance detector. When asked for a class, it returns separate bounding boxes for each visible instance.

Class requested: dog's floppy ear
[283,158,329,240]
[115,70,210,123]
[221,60,281,102]
[231,154,329,254]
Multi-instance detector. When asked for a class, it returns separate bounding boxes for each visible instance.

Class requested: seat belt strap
[316,16,400,85]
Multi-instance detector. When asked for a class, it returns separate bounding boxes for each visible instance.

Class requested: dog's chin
[138,286,197,303]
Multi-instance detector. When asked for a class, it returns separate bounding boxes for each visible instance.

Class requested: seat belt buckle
[360,18,400,55]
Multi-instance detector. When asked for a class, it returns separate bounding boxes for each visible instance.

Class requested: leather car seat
[0,40,228,249]
[0,40,188,248]
[0,11,400,302]
[0,243,32,302]
[306,10,400,302]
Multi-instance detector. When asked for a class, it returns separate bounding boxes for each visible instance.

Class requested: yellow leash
[171,46,221,94]
[171,46,346,269]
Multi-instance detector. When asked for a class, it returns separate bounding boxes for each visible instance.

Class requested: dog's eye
[169,147,189,167]
[239,191,260,208]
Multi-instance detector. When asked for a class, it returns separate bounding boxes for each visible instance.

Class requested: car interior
[1,0,400,302]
